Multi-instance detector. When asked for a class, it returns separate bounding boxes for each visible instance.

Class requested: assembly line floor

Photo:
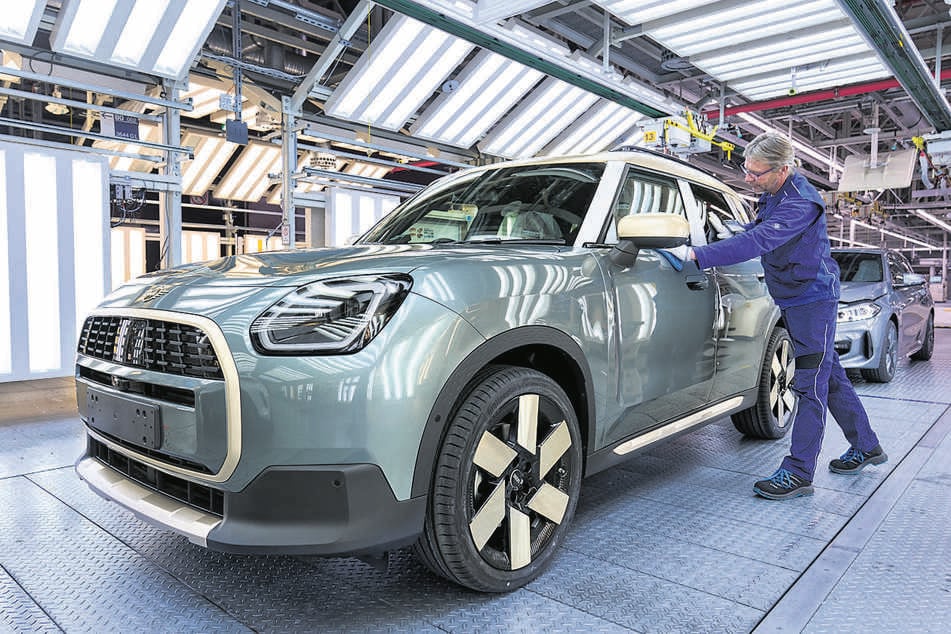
[3,310,951,632]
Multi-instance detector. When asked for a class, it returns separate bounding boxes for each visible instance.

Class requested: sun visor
[836,149,917,192]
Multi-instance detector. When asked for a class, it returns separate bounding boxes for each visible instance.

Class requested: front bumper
[834,318,883,370]
[77,449,426,555]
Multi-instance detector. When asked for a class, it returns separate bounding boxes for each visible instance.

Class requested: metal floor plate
[2,336,951,632]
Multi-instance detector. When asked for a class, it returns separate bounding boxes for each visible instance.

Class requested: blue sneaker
[829,445,887,474]
[753,468,814,500]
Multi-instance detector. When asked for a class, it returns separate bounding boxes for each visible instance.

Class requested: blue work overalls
[694,171,881,481]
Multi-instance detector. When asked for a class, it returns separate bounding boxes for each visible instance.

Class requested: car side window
[612,169,685,228]
[690,184,746,244]
[887,254,906,285]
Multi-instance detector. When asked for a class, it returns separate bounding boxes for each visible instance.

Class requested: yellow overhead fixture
[44,87,69,115]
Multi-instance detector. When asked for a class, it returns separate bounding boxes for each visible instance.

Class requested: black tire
[911,313,935,361]
[414,366,582,592]
[861,320,897,382]
[732,327,797,439]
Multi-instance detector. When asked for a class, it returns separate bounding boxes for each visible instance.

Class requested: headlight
[250,274,412,354]
[837,301,882,323]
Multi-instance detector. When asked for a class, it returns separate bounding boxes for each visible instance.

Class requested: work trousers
[779,299,881,481]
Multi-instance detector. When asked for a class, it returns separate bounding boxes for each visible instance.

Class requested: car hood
[98,243,573,312]
[839,281,888,303]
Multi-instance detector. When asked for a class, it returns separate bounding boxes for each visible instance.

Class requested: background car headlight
[837,301,882,323]
[250,274,412,354]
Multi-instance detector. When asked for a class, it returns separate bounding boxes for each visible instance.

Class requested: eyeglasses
[742,164,781,178]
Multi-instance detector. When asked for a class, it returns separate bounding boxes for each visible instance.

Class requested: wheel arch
[410,326,595,498]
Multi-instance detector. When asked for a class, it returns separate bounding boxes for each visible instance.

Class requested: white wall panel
[23,152,60,372]
[0,142,109,382]
[325,188,400,247]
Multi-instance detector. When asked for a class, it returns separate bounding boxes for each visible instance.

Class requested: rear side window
[690,184,748,244]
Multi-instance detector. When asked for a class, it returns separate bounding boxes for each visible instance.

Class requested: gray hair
[745,132,795,168]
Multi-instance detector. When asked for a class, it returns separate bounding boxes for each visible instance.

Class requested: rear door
[888,252,929,355]
[684,183,776,401]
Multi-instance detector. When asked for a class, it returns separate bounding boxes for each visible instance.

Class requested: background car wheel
[861,321,898,382]
[732,327,797,439]
[911,313,935,361]
[414,366,582,592]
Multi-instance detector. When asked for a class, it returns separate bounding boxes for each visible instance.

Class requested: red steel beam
[704,69,951,120]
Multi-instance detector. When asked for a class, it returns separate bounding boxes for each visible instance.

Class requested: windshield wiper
[460,238,566,245]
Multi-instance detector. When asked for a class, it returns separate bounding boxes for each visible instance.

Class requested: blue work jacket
[693,170,840,308]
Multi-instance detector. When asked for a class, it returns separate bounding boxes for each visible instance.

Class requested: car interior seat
[851,258,883,282]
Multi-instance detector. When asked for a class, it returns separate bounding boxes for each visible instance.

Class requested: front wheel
[861,320,897,382]
[732,327,797,439]
[414,366,582,592]
[911,313,935,361]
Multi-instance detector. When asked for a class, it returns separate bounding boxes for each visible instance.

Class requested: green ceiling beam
[837,0,951,131]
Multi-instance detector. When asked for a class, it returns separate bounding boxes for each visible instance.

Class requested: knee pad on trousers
[796,352,823,369]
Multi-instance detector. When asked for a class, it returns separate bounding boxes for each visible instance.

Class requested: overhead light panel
[603,0,890,103]
[324,14,474,131]
[0,0,45,45]
[181,132,239,196]
[215,142,281,202]
[412,50,544,148]
[51,0,227,80]
[479,77,599,159]
[543,100,642,156]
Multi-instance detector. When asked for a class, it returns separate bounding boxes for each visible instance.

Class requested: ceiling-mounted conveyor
[836,0,951,131]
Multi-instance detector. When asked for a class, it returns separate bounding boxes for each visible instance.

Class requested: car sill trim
[76,456,221,547]
[612,396,744,456]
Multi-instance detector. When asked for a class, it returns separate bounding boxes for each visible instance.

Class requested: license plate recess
[84,388,162,449]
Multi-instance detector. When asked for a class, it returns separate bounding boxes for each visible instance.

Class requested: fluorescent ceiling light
[912,209,951,234]
[181,132,239,196]
[324,14,474,131]
[736,112,840,170]
[215,143,281,202]
[412,50,544,148]
[51,0,226,79]
[609,0,891,105]
[113,0,170,66]
[0,0,45,44]
[154,1,226,78]
[851,218,938,250]
[480,77,600,159]
[345,162,391,180]
[543,100,642,156]
[593,0,711,25]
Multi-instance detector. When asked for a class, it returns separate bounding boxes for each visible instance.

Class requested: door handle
[686,274,709,290]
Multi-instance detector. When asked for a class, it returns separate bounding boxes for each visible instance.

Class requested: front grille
[78,315,223,379]
[90,437,223,516]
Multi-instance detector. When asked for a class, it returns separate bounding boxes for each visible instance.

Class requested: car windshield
[832,252,884,283]
[360,163,605,245]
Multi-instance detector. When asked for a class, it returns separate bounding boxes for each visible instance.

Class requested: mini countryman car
[831,247,934,382]
[76,150,797,592]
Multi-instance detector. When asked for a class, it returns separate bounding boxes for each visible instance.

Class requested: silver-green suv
[75,150,796,592]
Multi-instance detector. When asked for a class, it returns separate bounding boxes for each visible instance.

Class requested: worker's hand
[708,214,734,240]
[658,245,693,271]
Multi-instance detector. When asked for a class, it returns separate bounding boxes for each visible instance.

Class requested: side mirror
[899,272,926,287]
[610,213,690,267]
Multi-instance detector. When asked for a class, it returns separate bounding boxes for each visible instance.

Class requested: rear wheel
[414,366,582,592]
[732,327,797,439]
[861,321,897,382]
[911,313,934,361]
